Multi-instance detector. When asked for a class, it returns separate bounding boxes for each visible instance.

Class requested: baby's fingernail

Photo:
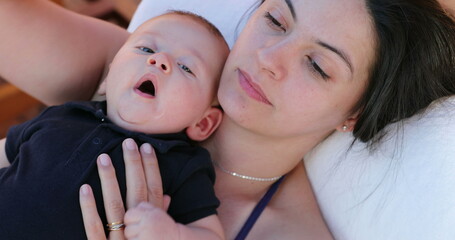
[99,154,110,166]
[125,139,136,150]
[80,184,90,195]
[142,143,153,154]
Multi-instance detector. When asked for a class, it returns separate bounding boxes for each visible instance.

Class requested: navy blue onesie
[0,101,219,240]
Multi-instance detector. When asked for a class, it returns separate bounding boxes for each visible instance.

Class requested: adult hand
[79,154,126,240]
[122,138,169,209]
[79,139,170,239]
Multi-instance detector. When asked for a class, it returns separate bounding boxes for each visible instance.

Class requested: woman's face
[218,0,376,140]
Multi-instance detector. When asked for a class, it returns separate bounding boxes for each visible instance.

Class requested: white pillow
[129,2,455,239]
[305,96,455,240]
[128,0,257,48]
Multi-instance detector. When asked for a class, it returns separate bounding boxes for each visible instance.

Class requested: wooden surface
[0,83,44,138]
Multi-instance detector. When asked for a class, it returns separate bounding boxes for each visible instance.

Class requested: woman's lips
[238,69,272,105]
[134,74,157,99]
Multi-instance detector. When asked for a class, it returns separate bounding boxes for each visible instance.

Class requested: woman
[1,0,454,239]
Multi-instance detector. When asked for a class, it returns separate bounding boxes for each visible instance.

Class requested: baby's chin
[107,107,145,131]
[111,114,182,135]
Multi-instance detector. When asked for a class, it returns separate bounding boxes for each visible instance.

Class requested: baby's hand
[124,202,180,240]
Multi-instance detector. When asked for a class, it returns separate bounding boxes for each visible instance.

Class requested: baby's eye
[137,46,155,54]
[178,63,194,75]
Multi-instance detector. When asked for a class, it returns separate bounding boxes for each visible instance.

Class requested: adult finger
[140,143,165,209]
[122,138,148,208]
[79,184,106,240]
[97,154,126,239]
[163,195,171,211]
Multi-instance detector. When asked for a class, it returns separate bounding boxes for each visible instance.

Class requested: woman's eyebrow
[317,40,354,73]
[284,0,296,20]
[281,0,352,73]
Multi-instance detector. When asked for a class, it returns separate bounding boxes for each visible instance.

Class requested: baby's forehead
[138,11,226,42]
[138,13,206,33]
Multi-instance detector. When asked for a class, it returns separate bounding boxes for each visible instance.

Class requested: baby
[0,11,229,240]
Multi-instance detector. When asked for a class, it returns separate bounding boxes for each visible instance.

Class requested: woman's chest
[219,200,332,239]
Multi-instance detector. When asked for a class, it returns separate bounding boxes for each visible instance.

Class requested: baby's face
[103,14,228,134]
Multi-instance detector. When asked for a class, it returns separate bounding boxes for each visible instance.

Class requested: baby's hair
[164,10,226,42]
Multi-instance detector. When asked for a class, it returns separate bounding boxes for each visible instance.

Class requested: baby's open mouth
[137,80,155,97]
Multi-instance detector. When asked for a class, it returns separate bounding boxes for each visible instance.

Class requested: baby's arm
[0,138,10,168]
[124,202,225,240]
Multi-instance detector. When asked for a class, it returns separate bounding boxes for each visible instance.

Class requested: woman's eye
[307,57,330,80]
[178,63,194,75]
[264,12,286,32]
[138,46,155,54]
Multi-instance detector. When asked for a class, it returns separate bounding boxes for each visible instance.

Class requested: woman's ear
[186,107,223,141]
[336,113,359,132]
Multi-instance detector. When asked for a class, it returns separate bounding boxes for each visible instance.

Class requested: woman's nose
[256,42,289,81]
[148,52,172,74]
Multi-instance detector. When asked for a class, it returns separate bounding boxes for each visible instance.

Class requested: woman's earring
[342,125,348,131]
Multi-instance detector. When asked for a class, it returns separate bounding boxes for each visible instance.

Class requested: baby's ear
[186,107,223,141]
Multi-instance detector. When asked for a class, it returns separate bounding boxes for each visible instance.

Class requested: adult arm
[0,0,128,105]
[0,138,9,168]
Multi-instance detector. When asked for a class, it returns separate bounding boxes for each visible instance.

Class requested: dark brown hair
[353,0,455,146]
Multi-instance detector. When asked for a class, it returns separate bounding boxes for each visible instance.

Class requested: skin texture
[1,12,228,240]
[439,0,455,16]
[83,0,376,238]
[87,14,228,240]
[10,0,455,239]
[2,0,454,239]
[206,1,375,238]
[0,0,128,105]
[99,14,228,138]
[1,0,376,238]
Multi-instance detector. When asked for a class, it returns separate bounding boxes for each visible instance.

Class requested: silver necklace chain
[213,161,282,182]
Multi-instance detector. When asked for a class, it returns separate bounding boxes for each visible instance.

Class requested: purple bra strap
[234,176,285,240]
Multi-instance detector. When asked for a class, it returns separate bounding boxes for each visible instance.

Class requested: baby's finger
[97,154,126,239]
[123,223,140,240]
[79,184,106,240]
[140,143,165,209]
[124,202,152,224]
[123,139,148,208]
[123,203,152,239]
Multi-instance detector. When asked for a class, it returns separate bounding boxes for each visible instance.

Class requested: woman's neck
[202,115,324,199]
